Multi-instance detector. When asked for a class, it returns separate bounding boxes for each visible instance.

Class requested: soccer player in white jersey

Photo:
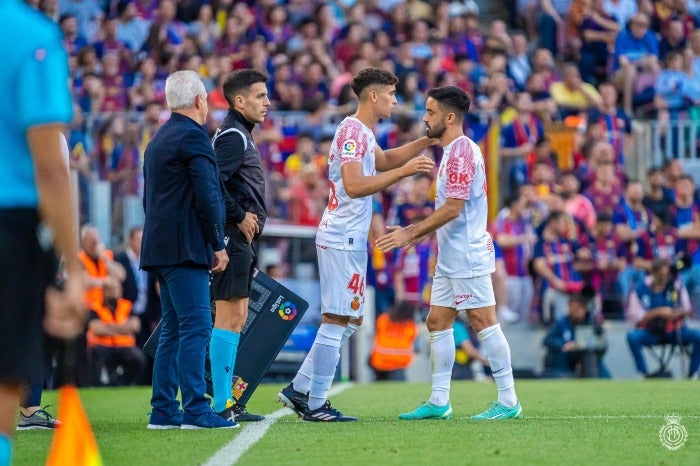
[376,86,523,420]
[279,68,436,422]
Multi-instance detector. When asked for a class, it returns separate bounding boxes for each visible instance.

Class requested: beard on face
[426,121,446,139]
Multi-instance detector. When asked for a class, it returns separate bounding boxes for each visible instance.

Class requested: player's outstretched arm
[376,198,464,251]
[375,136,439,172]
[342,155,434,199]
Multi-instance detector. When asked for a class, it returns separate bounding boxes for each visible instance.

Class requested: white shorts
[430,274,496,311]
[317,245,367,318]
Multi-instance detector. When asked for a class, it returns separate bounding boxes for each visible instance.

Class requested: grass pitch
[14,380,700,465]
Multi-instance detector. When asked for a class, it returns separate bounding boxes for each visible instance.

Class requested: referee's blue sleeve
[16,41,73,129]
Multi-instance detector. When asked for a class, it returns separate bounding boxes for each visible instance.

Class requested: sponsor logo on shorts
[278,301,298,321]
[351,296,361,311]
[455,293,474,306]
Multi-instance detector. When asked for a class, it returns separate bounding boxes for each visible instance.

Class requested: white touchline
[203,383,353,466]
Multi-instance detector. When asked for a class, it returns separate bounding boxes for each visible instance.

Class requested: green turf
[13,380,700,465]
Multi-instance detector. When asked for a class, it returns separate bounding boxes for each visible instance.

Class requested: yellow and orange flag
[46,385,102,466]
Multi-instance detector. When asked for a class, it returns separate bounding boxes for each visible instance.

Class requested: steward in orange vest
[370,301,418,379]
[87,280,146,386]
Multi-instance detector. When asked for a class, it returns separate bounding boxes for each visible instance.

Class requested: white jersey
[435,135,495,278]
[316,117,376,251]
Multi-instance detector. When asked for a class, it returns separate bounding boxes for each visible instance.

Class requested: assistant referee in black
[209,69,269,422]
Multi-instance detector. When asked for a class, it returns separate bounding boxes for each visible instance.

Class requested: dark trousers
[627,327,700,376]
[89,345,146,386]
[151,265,213,417]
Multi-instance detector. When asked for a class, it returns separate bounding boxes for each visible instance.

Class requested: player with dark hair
[279,68,436,422]
[209,69,270,422]
[377,86,523,420]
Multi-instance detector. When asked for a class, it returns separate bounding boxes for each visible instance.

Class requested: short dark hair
[350,68,398,98]
[223,69,268,107]
[427,86,471,120]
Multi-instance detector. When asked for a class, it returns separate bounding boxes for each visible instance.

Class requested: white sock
[308,323,345,411]
[292,344,315,394]
[478,324,518,408]
[428,329,455,406]
[294,323,357,395]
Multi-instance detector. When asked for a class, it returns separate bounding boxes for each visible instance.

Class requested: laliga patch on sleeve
[341,139,357,159]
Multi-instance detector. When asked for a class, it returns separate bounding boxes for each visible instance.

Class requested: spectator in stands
[689,28,700,77]
[550,63,603,118]
[492,194,536,322]
[669,174,700,301]
[59,0,104,43]
[604,0,638,29]
[660,18,688,60]
[525,71,559,123]
[60,12,88,56]
[539,0,573,57]
[87,279,146,386]
[584,159,623,215]
[626,258,700,378]
[500,92,545,198]
[116,0,151,53]
[654,51,700,123]
[561,171,597,230]
[369,300,419,381]
[587,82,632,169]
[643,166,676,218]
[633,210,681,273]
[533,210,588,324]
[580,212,627,318]
[580,0,620,85]
[612,12,660,114]
[287,164,324,227]
[543,293,611,377]
[391,173,435,227]
[507,32,532,91]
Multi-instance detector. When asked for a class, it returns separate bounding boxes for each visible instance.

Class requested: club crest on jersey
[351,297,360,311]
[342,140,357,158]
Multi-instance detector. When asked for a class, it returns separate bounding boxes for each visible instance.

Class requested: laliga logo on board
[278,301,297,321]
[659,414,687,451]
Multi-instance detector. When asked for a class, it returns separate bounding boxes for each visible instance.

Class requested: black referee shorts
[210,228,257,300]
[0,209,58,385]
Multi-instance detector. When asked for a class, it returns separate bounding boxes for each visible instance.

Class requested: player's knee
[426,314,451,332]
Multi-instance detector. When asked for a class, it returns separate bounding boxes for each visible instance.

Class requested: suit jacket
[140,112,225,270]
[115,250,138,303]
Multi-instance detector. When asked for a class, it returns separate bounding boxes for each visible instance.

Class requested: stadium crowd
[27,0,700,384]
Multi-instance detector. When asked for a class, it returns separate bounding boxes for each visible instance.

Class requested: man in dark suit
[115,226,148,343]
[141,70,237,430]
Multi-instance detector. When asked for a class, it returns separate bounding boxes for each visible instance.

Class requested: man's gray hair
[165,70,206,111]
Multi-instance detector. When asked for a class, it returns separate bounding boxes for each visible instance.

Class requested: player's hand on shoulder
[402,154,434,177]
[211,248,229,273]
